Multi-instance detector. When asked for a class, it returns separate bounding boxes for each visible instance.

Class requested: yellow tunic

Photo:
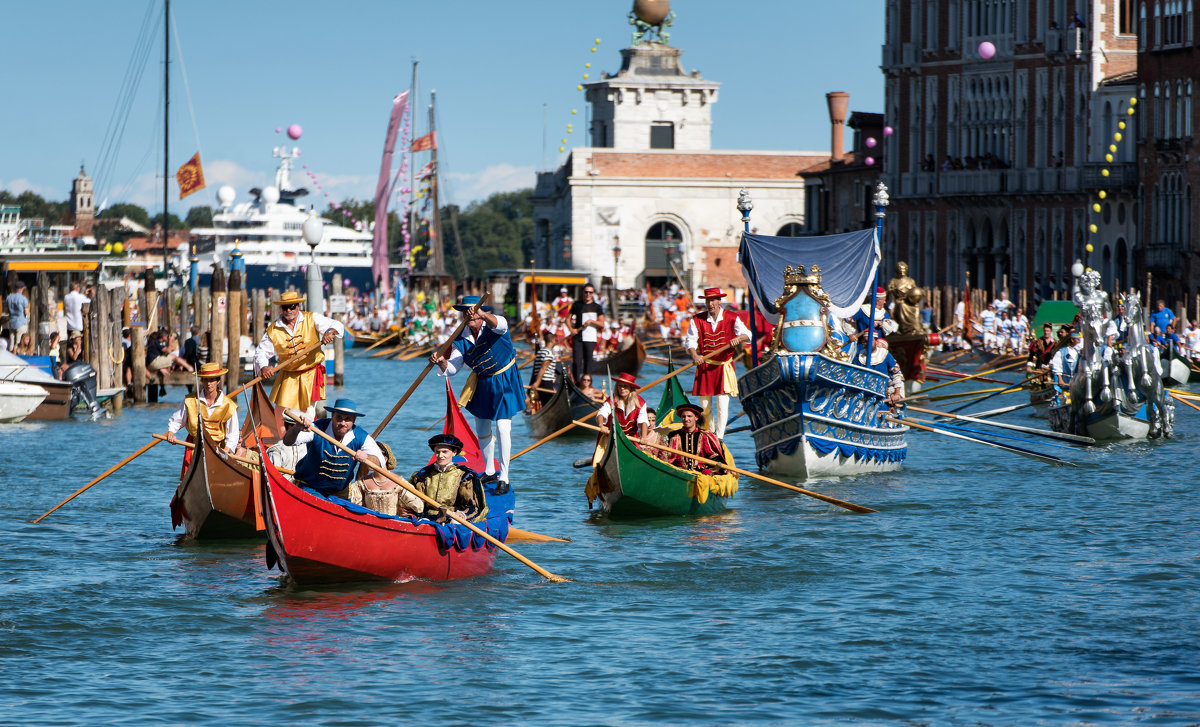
[266,312,326,411]
[182,395,239,449]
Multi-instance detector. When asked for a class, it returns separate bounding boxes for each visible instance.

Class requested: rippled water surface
[2,356,1198,725]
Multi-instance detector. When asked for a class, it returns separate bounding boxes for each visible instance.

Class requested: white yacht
[188,145,375,290]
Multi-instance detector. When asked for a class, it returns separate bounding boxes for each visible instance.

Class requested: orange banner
[411,131,437,152]
[176,152,206,199]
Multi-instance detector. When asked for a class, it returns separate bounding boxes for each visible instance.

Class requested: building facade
[882,0,1138,306]
[532,37,824,296]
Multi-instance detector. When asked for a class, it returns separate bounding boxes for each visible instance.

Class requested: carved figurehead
[886,260,925,336]
[772,264,845,359]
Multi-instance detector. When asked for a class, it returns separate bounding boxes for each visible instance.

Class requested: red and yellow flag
[411,131,437,152]
[176,152,206,199]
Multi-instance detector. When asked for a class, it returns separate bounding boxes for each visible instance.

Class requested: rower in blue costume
[430,296,523,492]
[845,331,906,411]
[283,398,386,497]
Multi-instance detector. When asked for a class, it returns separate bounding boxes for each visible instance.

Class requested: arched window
[1165,84,1173,138]
[1140,2,1148,48]
[643,221,684,285]
[776,222,804,237]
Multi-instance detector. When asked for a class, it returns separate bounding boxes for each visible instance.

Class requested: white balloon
[1071,260,1085,277]
[216,185,236,207]
[261,186,281,205]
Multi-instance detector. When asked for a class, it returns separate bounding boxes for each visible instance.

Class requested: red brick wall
[591,152,826,179]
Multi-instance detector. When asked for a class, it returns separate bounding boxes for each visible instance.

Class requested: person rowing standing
[254,291,344,417]
[683,287,749,439]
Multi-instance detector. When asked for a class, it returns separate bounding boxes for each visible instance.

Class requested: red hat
[613,372,638,388]
[876,286,886,295]
[702,287,727,299]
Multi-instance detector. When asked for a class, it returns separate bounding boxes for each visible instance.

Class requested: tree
[450,188,534,279]
[185,205,213,228]
[0,190,69,225]
[97,203,150,228]
[149,212,186,230]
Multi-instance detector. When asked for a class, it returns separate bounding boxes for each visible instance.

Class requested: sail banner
[411,131,437,152]
[176,153,206,199]
[373,91,411,295]
[738,229,879,320]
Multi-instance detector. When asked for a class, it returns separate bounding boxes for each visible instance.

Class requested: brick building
[532,35,824,298]
[881,0,1138,307]
[800,92,887,235]
[1137,0,1200,311]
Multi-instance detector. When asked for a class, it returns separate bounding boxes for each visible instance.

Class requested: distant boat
[189,146,375,291]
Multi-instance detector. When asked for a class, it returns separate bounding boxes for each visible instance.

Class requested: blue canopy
[738,229,880,319]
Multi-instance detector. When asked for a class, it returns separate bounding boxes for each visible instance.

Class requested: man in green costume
[408,434,488,523]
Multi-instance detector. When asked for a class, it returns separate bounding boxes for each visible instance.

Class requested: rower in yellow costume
[167,362,241,471]
[253,290,345,415]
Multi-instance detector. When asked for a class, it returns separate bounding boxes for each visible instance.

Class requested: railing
[1081,162,1137,189]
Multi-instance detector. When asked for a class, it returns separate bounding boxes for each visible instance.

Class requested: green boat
[586,419,738,517]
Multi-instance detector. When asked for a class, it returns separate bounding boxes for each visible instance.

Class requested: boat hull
[0,382,48,423]
[587,337,646,378]
[174,431,264,540]
[1049,402,1153,441]
[738,353,908,478]
[592,421,736,517]
[259,456,497,585]
[524,366,602,439]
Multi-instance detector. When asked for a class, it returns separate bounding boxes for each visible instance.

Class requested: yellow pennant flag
[176,152,206,199]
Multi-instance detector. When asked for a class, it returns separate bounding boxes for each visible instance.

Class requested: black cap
[427,433,464,453]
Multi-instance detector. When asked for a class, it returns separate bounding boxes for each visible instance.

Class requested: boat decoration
[736,206,908,478]
[1049,279,1173,440]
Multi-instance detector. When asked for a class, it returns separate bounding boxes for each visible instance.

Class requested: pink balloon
[978,41,996,59]
[275,127,282,133]
[864,156,876,166]
[865,137,877,148]
[287,124,303,140]
[884,126,894,136]
[302,163,308,169]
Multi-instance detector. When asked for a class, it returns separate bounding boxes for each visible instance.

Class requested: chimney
[826,91,850,163]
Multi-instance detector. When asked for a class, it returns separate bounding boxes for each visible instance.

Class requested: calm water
[2,355,1198,725]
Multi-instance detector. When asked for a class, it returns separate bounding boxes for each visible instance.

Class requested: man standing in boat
[166,361,242,465]
[683,287,750,439]
[597,372,650,442]
[430,295,523,493]
[254,291,344,416]
[283,398,385,498]
[667,403,726,474]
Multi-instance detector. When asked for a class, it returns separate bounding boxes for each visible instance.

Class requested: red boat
[258,456,500,585]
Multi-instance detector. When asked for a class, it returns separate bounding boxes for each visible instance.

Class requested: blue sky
[0,0,885,214]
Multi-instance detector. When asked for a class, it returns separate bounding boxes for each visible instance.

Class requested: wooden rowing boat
[585,336,646,377]
[257,447,508,585]
[587,421,738,517]
[524,365,602,439]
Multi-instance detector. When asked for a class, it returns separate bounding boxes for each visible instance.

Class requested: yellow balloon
[1130,97,1138,105]
[590,47,596,53]
[561,138,567,143]
[1099,190,1107,199]
[1109,144,1117,153]
[1118,121,1126,130]
[595,38,601,44]
[585,63,591,68]
[113,242,124,254]
[1126,107,1135,115]
[1101,169,1110,177]
[577,84,583,90]
[571,109,578,115]
[1105,153,1112,162]
[1089,224,1098,233]
[103,242,112,253]
[1114,132,1122,141]
[567,129,572,134]
[559,146,565,152]
[1086,243,1094,253]
[1093,203,1101,213]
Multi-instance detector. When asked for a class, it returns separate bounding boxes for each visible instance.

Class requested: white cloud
[445,163,535,205]
[0,178,62,199]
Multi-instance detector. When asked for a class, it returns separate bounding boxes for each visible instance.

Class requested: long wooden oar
[288,409,566,582]
[1169,391,1200,413]
[887,415,1074,466]
[355,330,399,356]
[510,343,737,460]
[372,293,491,439]
[947,372,1039,413]
[902,386,1009,403]
[30,340,324,524]
[571,420,877,514]
[962,402,1034,419]
[150,433,297,471]
[912,358,1027,396]
[906,405,1095,445]
[925,365,1018,385]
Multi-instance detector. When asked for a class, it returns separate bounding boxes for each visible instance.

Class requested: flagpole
[162,0,170,278]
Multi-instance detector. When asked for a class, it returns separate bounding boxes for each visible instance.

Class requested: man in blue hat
[430,296,522,492]
[283,398,386,498]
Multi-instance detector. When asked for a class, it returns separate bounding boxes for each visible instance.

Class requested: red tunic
[667,429,725,473]
[691,312,738,396]
[612,395,646,437]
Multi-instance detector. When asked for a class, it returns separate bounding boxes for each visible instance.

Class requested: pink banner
[372,90,410,295]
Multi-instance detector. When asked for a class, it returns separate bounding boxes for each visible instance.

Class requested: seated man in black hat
[284,398,385,499]
[666,403,726,474]
[408,434,489,523]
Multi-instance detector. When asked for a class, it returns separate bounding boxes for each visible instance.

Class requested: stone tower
[71,164,95,234]
[584,43,720,152]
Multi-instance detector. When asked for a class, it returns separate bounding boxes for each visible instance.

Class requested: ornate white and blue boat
[735,206,907,478]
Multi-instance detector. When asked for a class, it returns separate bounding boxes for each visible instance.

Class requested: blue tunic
[294,419,369,495]
[453,324,525,421]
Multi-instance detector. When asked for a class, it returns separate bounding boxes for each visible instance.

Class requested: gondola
[257,455,507,584]
[169,382,282,540]
[524,365,603,439]
[586,336,646,377]
[586,421,738,517]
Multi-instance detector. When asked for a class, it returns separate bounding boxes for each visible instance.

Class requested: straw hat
[274,291,306,306]
[197,362,228,378]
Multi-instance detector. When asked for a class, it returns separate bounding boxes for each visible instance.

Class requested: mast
[406,60,418,277]
[162,0,170,277]
[429,90,444,277]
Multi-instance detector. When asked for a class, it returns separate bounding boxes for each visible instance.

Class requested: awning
[738,229,879,319]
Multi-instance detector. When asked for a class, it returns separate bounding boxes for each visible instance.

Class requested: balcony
[1145,243,1184,271]
[1081,162,1137,189]
[1154,137,1185,152]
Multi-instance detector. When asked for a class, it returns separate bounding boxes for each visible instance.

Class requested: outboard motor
[63,360,102,420]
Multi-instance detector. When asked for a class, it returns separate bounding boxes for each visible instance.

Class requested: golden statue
[886,261,925,336]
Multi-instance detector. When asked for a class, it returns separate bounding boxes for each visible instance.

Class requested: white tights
[699,395,731,439]
[474,416,512,482]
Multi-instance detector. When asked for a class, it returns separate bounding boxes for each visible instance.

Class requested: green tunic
[408,463,489,522]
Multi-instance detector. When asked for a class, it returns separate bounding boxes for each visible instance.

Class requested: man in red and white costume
[683,287,750,439]
[596,372,650,442]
